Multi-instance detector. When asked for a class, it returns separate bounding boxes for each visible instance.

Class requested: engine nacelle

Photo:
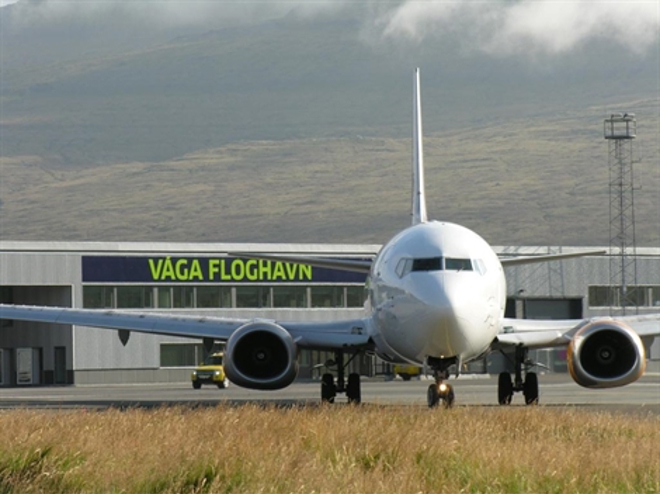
[568,319,646,388]
[224,321,298,390]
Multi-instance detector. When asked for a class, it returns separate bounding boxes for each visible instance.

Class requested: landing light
[439,383,448,393]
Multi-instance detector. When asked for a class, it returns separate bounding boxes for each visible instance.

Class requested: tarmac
[0,373,658,415]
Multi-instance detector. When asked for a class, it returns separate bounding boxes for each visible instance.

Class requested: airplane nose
[415,275,464,318]
[412,274,474,356]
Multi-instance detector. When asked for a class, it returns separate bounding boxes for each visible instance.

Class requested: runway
[1,373,658,414]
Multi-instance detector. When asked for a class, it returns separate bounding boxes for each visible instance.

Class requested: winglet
[412,67,428,225]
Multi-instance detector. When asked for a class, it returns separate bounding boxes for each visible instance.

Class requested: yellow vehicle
[394,364,422,381]
[191,353,229,389]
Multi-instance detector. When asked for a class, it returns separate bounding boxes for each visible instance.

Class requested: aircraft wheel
[427,384,440,408]
[321,373,336,403]
[498,372,513,405]
[192,381,202,390]
[523,372,539,405]
[347,373,361,404]
[440,384,455,409]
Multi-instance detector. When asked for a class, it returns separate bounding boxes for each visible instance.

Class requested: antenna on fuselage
[412,67,428,225]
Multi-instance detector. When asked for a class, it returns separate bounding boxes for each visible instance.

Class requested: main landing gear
[426,357,456,409]
[497,345,539,405]
[320,350,361,404]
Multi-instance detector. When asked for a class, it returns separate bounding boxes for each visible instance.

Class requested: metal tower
[604,113,638,315]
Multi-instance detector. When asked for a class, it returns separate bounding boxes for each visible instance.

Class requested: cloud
[6,0,350,29]
[6,0,658,58]
[377,0,660,55]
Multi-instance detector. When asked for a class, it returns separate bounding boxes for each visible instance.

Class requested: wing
[495,314,660,349]
[0,304,371,350]
[499,249,606,266]
[231,248,604,271]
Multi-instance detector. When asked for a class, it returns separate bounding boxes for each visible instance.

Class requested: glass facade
[117,286,153,308]
[196,286,231,308]
[588,285,660,308]
[83,284,366,309]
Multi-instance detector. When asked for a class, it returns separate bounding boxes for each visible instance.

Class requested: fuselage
[368,221,506,367]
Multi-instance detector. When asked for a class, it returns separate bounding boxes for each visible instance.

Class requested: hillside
[1,101,658,247]
[0,2,658,246]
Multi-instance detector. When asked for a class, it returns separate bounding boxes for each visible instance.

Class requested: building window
[623,286,647,307]
[589,285,659,308]
[0,286,12,304]
[347,286,365,307]
[273,286,307,308]
[157,286,194,308]
[83,283,368,309]
[196,286,231,308]
[157,287,172,308]
[116,286,153,308]
[172,286,194,308]
[588,286,616,307]
[311,286,345,308]
[83,286,114,308]
[1,287,13,327]
[160,343,205,367]
[236,286,271,308]
[652,287,660,307]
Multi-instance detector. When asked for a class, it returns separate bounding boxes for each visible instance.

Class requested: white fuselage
[368,221,506,367]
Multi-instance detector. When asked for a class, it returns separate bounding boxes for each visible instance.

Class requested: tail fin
[412,67,428,225]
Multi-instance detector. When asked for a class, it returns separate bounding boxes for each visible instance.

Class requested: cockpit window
[445,258,473,271]
[396,257,443,277]
[395,258,413,278]
[412,257,443,272]
[396,256,476,277]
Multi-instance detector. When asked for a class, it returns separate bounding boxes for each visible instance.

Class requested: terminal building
[1,241,659,387]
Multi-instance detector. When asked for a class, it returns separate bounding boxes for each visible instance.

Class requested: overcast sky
[3,1,659,57]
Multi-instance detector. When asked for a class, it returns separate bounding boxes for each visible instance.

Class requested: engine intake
[224,321,298,390]
[568,319,646,388]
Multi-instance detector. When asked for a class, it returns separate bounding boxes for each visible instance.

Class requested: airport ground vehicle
[191,353,229,389]
[394,365,422,381]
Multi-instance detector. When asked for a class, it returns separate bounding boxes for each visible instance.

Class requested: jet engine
[224,321,298,390]
[567,319,646,388]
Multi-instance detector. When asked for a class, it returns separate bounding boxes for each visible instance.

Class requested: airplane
[1,68,658,408]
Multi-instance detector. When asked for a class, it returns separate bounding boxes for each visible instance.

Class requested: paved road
[0,374,658,414]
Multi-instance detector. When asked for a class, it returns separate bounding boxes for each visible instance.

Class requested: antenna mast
[604,113,638,315]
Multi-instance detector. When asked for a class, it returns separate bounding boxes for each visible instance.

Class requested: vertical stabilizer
[412,68,428,225]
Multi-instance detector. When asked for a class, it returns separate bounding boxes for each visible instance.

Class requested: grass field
[0,405,657,493]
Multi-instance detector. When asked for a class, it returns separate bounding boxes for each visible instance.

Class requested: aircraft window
[445,258,473,271]
[396,258,414,277]
[411,257,443,272]
[474,259,487,276]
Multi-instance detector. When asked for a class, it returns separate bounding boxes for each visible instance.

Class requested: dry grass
[1,99,658,247]
[0,405,657,493]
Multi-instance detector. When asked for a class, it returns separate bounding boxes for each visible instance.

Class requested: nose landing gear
[426,357,457,408]
[427,379,455,408]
